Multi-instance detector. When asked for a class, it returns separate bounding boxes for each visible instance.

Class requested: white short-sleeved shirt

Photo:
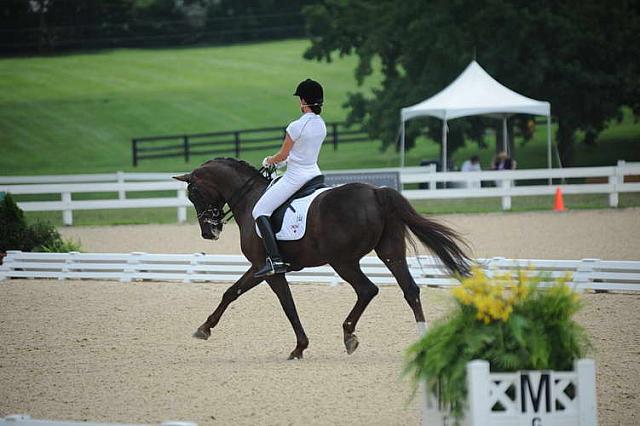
[461,160,482,172]
[285,112,327,166]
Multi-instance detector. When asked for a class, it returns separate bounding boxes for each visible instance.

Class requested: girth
[269,175,327,234]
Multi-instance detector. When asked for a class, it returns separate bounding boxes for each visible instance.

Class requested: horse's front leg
[193,267,262,340]
[265,274,309,360]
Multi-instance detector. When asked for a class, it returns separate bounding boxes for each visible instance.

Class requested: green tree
[303,0,640,166]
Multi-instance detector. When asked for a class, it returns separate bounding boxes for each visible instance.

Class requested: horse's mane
[202,157,265,179]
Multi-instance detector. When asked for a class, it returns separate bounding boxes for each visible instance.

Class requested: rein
[200,166,273,226]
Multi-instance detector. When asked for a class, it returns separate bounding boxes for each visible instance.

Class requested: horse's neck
[225,173,267,228]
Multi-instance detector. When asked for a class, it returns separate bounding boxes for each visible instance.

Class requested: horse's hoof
[192,328,210,340]
[345,335,359,355]
[288,351,303,360]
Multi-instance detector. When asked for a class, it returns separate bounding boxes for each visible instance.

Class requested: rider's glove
[262,156,271,168]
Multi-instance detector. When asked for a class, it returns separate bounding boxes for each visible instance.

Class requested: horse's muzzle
[201,223,222,240]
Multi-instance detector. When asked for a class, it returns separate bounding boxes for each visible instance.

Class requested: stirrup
[254,257,289,278]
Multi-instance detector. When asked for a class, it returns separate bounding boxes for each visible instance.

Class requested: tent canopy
[401,61,550,121]
[399,61,553,170]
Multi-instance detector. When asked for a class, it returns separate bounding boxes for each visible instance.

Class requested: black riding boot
[255,216,289,278]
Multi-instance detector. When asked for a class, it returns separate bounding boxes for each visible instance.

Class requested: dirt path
[59,208,640,260]
[1,209,638,425]
[0,281,638,425]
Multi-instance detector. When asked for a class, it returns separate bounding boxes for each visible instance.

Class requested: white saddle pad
[257,187,332,241]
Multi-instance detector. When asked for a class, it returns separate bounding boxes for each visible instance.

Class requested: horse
[173,158,471,360]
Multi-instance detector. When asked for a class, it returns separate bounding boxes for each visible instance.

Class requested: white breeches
[252,163,321,219]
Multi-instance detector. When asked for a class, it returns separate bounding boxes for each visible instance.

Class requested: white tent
[400,61,553,171]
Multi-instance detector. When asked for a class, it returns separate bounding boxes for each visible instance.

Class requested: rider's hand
[262,156,271,168]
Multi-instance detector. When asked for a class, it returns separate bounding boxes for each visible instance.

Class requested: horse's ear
[173,173,190,182]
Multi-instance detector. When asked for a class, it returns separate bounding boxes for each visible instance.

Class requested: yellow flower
[454,266,544,324]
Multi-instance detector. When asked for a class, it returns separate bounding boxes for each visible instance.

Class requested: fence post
[183,136,190,163]
[501,179,512,210]
[132,139,138,167]
[177,189,188,223]
[0,251,19,281]
[117,171,125,200]
[62,192,73,226]
[234,132,240,157]
[609,160,625,207]
[184,252,203,283]
[466,360,490,426]
[576,359,598,426]
[573,258,599,292]
[61,251,79,281]
[121,252,145,283]
[333,123,338,151]
[426,164,437,190]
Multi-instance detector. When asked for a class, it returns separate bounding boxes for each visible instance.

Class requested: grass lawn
[0,39,380,175]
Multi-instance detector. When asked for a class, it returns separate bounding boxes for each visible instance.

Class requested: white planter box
[423,359,597,426]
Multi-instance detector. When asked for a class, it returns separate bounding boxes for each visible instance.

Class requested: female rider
[251,79,326,277]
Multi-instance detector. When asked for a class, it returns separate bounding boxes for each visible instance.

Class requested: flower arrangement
[405,267,590,420]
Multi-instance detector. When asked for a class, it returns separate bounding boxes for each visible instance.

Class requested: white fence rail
[0,415,195,426]
[2,251,639,292]
[1,161,638,224]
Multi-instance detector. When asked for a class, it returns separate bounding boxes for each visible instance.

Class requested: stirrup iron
[255,257,289,278]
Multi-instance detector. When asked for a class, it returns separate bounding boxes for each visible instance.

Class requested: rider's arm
[266,133,294,165]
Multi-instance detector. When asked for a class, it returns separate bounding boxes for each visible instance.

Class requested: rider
[251,78,327,278]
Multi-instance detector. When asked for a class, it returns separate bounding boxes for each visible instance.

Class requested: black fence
[131,122,370,166]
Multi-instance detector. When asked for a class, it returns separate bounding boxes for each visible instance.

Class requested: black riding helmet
[293,79,323,106]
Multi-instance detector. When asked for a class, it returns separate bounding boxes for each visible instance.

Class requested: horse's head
[174,158,268,241]
[173,170,225,240]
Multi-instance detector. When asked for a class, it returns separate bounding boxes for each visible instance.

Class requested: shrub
[0,193,81,252]
[405,267,590,421]
[38,238,82,253]
[0,193,28,251]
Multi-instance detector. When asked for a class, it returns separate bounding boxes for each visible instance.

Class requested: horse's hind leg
[379,256,425,323]
[376,220,426,328]
[265,274,309,360]
[330,261,379,354]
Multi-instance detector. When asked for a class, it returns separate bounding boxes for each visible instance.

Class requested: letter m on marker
[521,373,551,413]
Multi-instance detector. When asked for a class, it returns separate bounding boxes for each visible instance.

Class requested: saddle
[269,175,327,234]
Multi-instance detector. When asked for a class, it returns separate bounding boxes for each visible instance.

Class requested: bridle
[197,166,274,228]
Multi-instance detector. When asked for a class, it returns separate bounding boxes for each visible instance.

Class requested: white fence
[2,251,639,292]
[0,415,195,426]
[400,160,640,210]
[424,359,597,426]
[1,161,638,224]
[0,173,189,225]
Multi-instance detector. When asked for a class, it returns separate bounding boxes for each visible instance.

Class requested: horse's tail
[375,187,472,277]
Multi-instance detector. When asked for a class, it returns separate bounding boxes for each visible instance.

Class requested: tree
[302,0,640,166]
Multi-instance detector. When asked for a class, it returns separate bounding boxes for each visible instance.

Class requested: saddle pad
[257,187,332,241]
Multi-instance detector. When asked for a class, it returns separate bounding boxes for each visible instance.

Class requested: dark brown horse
[174,158,471,359]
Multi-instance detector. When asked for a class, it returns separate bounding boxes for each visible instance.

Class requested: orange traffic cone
[554,187,566,212]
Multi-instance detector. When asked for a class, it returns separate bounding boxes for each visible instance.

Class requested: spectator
[492,151,516,188]
[492,151,516,170]
[461,155,482,188]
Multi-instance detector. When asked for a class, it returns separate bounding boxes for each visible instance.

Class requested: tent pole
[547,115,552,169]
[400,120,405,168]
[547,115,552,184]
[442,119,448,172]
[502,115,508,154]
